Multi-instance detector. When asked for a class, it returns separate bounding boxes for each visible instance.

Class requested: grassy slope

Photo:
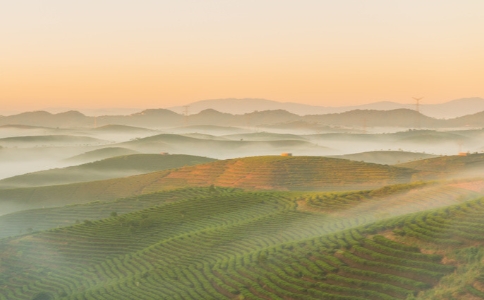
[0,156,418,214]
[1,181,479,240]
[331,151,438,165]
[0,187,237,239]
[63,147,140,164]
[0,135,108,146]
[91,124,157,133]
[118,133,331,156]
[397,153,484,180]
[0,154,215,189]
[1,183,483,299]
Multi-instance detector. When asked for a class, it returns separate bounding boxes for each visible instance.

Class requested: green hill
[395,131,470,144]
[331,151,438,165]
[140,156,418,191]
[63,147,140,164]
[168,125,249,135]
[0,135,108,147]
[1,182,483,299]
[91,124,158,134]
[0,156,417,215]
[0,154,215,189]
[119,133,334,158]
[222,131,308,141]
[397,153,484,180]
[1,181,479,240]
[0,187,237,239]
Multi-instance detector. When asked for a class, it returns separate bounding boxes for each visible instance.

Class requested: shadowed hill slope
[119,133,334,158]
[397,153,484,180]
[0,154,215,189]
[63,147,140,164]
[0,135,109,147]
[90,124,157,134]
[331,151,438,165]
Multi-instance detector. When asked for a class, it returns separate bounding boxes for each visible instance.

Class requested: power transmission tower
[412,97,423,129]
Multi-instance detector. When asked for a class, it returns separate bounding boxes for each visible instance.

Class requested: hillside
[449,110,484,127]
[0,156,417,214]
[0,154,215,189]
[3,107,484,129]
[168,125,249,135]
[168,97,484,119]
[0,187,236,239]
[0,135,109,148]
[141,156,417,191]
[90,124,157,134]
[222,132,308,141]
[331,151,438,165]
[1,183,483,299]
[0,124,66,138]
[304,109,444,128]
[2,181,479,240]
[397,153,484,180]
[119,133,333,158]
[63,147,140,164]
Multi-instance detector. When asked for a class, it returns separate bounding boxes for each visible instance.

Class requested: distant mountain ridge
[168,97,484,119]
[1,104,484,129]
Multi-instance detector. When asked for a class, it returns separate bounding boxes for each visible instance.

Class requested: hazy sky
[1,0,484,111]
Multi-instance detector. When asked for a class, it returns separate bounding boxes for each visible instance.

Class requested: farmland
[1,184,483,299]
[1,115,484,299]
[0,156,418,215]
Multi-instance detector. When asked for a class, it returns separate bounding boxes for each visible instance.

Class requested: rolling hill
[0,154,216,189]
[304,109,445,128]
[0,156,418,215]
[1,107,479,130]
[63,147,140,164]
[222,132,308,141]
[1,182,483,299]
[167,125,249,135]
[397,153,484,180]
[331,151,438,165]
[168,97,484,119]
[0,135,109,148]
[0,186,236,239]
[90,124,158,134]
[119,133,334,158]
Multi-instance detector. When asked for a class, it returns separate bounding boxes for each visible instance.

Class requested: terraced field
[0,187,237,239]
[301,181,481,220]
[1,182,483,299]
[141,156,418,192]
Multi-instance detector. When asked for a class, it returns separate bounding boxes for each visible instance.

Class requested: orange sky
[1,1,484,111]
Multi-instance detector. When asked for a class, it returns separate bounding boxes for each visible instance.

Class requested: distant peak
[134,108,179,116]
[56,110,85,117]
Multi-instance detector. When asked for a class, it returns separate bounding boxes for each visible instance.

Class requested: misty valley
[2,104,484,300]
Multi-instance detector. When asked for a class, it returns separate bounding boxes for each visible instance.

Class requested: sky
[1,0,484,111]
